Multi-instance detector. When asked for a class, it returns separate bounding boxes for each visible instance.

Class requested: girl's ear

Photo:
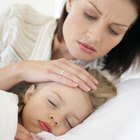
[24,84,36,103]
[66,0,73,13]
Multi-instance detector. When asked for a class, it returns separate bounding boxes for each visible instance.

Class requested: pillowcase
[0,90,18,140]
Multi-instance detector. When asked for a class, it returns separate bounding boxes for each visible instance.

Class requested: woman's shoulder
[0,4,57,65]
[0,4,55,25]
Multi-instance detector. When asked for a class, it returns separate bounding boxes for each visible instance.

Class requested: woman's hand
[3,59,98,91]
[15,124,33,140]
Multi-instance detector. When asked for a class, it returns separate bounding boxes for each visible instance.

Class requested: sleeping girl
[10,69,116,140]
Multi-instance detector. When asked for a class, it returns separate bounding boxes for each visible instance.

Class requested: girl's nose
[49,113,61,126]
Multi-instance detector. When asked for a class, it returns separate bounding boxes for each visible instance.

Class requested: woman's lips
[38,121,52,133]
[77,41,96,54]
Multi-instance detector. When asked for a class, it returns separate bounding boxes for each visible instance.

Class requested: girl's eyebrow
[52,92,64,103]
[89,1,102,15]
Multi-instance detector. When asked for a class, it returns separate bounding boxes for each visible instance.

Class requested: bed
[1,78,140,140]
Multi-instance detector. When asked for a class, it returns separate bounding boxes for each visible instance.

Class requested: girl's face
[63,0,138,61]
[22,82,92,136]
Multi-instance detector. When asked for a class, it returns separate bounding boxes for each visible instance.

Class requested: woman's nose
[87,24,103,44]
[49,114,61,126]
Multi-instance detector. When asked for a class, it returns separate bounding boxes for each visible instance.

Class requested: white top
[0,4,56,66]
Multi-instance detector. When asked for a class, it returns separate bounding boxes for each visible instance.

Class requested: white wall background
[0,0,65,18]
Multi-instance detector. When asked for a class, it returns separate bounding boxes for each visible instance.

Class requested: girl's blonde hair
[87,69,116,111]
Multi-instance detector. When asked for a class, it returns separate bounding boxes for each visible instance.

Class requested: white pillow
[0,90,18,140]
[52,79,140,140]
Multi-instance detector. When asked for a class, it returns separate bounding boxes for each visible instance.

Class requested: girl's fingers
[15,124,33,140]
[30,133,42,140]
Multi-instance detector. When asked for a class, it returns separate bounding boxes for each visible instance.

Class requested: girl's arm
[15,124,33,140]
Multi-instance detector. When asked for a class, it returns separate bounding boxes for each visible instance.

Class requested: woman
[0,0,140,91]
[0,0,140,139]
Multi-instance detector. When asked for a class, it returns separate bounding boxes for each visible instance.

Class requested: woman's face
[22,82,92,136]
[63,0,138,61]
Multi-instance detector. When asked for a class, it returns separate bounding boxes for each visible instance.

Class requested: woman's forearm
[0,59,98,91]
[0,63,22,90]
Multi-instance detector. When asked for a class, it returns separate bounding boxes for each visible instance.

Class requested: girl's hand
[15,59,98,92]
[15,124,33,140]
[31,134,43,140]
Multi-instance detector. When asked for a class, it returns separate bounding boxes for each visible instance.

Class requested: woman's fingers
[47,72,78,87]
[50,67,91,91]
[59,70,91,91]
[49,59,98,91]
[65,59,98,84]
[65,62,98,90]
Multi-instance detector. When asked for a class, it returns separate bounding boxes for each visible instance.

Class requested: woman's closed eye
[83,12,97,21]
[109,28,119,36]
[109,26,127,36]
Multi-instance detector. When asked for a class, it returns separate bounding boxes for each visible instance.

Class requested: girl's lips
[38,121,52,133]
[77,41,97,54]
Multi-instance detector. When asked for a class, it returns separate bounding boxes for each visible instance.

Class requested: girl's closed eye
[65,118,73,128]
[48,99,57,108]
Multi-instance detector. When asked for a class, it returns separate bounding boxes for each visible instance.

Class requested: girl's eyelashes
[66,119,73,128]
[48,99,57,107]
